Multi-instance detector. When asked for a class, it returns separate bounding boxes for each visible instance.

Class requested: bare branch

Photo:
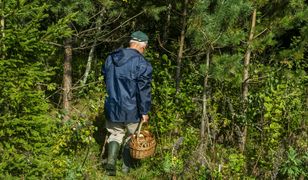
[253,28,268,39]
[73,11,144,50]
[96,10,145,40]
[157,35,176,57]
[77,12,123,38]
[44,41,64,47]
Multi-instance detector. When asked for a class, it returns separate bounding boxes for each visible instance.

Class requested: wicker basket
[129,121,156,159]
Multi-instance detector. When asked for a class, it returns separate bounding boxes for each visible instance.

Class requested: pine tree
[188,0,253,156]
[0,0,73,177]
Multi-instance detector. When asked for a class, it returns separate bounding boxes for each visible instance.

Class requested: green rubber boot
[105,141,120,176]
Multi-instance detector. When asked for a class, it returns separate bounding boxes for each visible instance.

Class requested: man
[102,31,152,176]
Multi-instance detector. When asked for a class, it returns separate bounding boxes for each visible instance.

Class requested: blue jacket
[102,48,152,123]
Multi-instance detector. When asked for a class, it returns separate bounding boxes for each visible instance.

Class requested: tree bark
[162,2,171,45]
[63,38,73,121]
[200,49,211,166]
[1,0,4,59]
[176,0,188,94]
[81,12,102,86]
[240,9,256,153]
[201,50,211,141]
[81,39,96,85]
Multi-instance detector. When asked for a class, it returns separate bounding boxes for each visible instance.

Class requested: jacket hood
[111,48,141,67]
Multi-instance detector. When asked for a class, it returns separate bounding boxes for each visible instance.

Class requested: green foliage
[255,69,305,143]
[227,153,246,176]
[144,4,167,21]
[211,54,243,87]
[0,0,307,179]
[0,0,75,178]
[50,0,96,26]
[144,49,202,178]
[245,65,307,177]
[188,0,252,48]
[280,147,307,179]
[0,60,58,177]
[162,152,184,175]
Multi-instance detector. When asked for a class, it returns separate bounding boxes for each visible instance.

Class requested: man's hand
[141,114,149,123]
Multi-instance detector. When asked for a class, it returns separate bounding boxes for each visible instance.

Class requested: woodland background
[0,0,307,179]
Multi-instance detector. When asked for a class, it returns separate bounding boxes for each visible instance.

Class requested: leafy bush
[280,147,307,179]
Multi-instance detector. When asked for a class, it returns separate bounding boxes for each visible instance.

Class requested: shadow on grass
[93,107,108,160]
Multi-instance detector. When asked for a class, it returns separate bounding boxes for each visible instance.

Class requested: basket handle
[136,120,145,138]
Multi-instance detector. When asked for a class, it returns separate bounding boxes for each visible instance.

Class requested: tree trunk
[176,0,188,94]
[200,49,211,166]
[240,9,256,153]
[81,39,96,85]
[1,0,4,59]
[201,50,211,141]
[163,2,171,45]
[81,12,101,85]
[63,38,73,121]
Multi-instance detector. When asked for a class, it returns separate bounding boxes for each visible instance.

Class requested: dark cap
[130,31,149,43]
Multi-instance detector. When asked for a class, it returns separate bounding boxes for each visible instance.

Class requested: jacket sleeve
[137,61,153,115]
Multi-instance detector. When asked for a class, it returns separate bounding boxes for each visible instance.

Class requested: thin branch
[77,12,123,37]
[189,63,206,77]
[200,28,209,43]
[88,8,105,21]
[71,22,79,35]
[211,32,222,45]
[73,34,127,50]
[253,28,268,39]
[73,11,144,50]
[157,35,176,56]
[183,47,191,53]
[75,24,97,38]
[45,87,63,100]
[101,11,123,26]
[44,41,64,47]
[97,10,145,40]
[183,52,207,58]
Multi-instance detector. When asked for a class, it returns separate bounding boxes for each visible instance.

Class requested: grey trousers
[105,121,139,144]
